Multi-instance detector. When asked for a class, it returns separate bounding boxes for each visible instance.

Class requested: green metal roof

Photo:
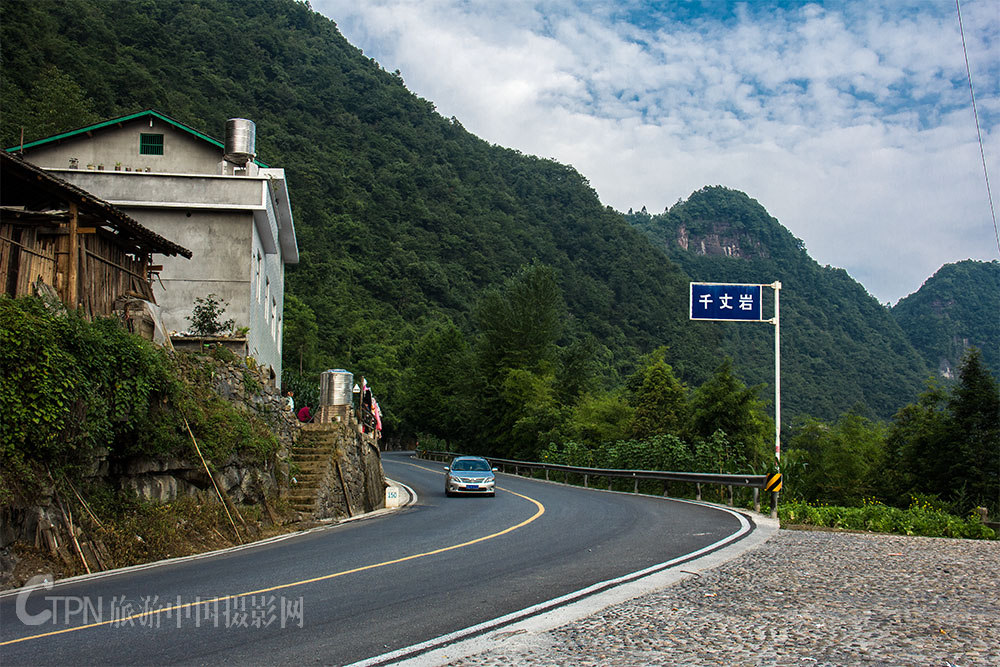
[5,109,270,167]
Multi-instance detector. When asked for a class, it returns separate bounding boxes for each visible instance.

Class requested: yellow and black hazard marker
[765,472,782,493]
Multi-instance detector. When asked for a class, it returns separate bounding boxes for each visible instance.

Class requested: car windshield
[451,459,491,472]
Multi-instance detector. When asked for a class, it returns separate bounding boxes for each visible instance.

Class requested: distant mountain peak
[892,259,1000,380]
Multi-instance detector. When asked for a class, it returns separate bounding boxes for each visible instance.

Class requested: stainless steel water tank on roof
[224,118,256,165]
[319,369,354,406]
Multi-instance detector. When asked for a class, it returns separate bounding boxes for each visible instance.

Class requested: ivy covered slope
[0,296,279,500]
[0,0,719,416]
[891,260,1000,381]
[628,187,931,420]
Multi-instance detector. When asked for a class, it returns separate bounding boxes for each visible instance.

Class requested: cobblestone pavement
[446,530,999,667]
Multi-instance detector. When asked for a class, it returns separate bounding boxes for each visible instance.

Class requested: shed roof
[1,151,193,258]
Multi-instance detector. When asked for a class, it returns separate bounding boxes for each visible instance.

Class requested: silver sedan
[444,456,497,497]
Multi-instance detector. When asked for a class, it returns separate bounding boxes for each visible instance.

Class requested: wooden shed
[1,151,191,319]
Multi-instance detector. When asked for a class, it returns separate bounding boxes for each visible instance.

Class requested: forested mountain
[627,187,931,419]
[0,0,720,427]
[891,260,1000,380]
[2,0,935,440]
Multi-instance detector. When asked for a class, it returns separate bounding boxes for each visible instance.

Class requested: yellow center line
[1,478,544,647]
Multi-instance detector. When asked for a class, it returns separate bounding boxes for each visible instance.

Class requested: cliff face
[676,221,771,260]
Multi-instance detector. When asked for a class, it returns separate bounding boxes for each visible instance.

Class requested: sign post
[690,281,782,465]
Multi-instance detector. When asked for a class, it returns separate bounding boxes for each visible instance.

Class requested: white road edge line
[346,503,772,667]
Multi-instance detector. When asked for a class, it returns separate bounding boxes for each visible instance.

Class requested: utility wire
[956,0,1000,256]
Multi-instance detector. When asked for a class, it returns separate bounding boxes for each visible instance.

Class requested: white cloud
[317,0,999,304]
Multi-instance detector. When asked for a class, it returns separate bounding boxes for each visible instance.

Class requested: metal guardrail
[418,449,777,515]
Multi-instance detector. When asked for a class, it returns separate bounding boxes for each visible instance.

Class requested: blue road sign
[690,283,763,321]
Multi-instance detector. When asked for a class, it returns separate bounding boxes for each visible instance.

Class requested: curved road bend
[0,451,753,665]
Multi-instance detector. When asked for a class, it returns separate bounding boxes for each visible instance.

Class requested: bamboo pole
[64,475,104,529]
[335,459,355,518]
[53,489,91,575]
[183,417,242,543]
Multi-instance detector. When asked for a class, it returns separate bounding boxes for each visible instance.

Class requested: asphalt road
[0,451,753,665]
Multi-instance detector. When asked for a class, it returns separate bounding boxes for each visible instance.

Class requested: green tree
[499,366,565,459]
[882,348,999,515]
[946,348,1000,513]
[281,293,319,375]
[472,264,567,457]
[689,359,773,471]
[882,381,950,506]
[625,346,689,440]
[786,413,886,506]
[474,263,564,375]
[1,65,99,147]
[187,294,234,336]
[556,335,608,404]
[397,319,476,447]
[565,392,633,449]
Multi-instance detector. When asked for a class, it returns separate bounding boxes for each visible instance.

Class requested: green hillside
[892,260,1000,379]
[0,0,721,427]
[628,187,931,419]
[2,0,935,441]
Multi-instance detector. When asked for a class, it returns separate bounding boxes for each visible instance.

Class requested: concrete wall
[127,208,252,331]
[22,117,224,174]
[248,226,285,381]
[57,170,265,206]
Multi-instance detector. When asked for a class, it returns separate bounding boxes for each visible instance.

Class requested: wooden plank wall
[1,224,60,298]
[80,234,154,319]
[2,223,154,318]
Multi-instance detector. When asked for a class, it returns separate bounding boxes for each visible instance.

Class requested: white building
[14,110,298,385]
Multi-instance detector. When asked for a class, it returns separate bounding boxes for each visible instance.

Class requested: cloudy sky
[314,0,999,304]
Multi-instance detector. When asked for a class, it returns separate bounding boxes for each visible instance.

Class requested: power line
[956,0,1000,256]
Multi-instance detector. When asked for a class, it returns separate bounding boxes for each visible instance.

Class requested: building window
[254,254,261,303]
[256,253,262,302]
[271,298,277,340]
[264,279,270,318]
[139,133,164,155]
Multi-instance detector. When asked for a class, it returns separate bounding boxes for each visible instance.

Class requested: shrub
[187,294,235,336]
[778,499,996,540]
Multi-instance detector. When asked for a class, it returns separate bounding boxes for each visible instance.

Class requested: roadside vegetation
[0,294,296,586]
[778,498,995,540]
[0,295,281,503]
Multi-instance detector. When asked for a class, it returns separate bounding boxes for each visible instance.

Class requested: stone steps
[287,424,344,516]
[291,453,330,463]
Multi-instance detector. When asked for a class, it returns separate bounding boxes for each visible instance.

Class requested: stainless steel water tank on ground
[319,369,353,407]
